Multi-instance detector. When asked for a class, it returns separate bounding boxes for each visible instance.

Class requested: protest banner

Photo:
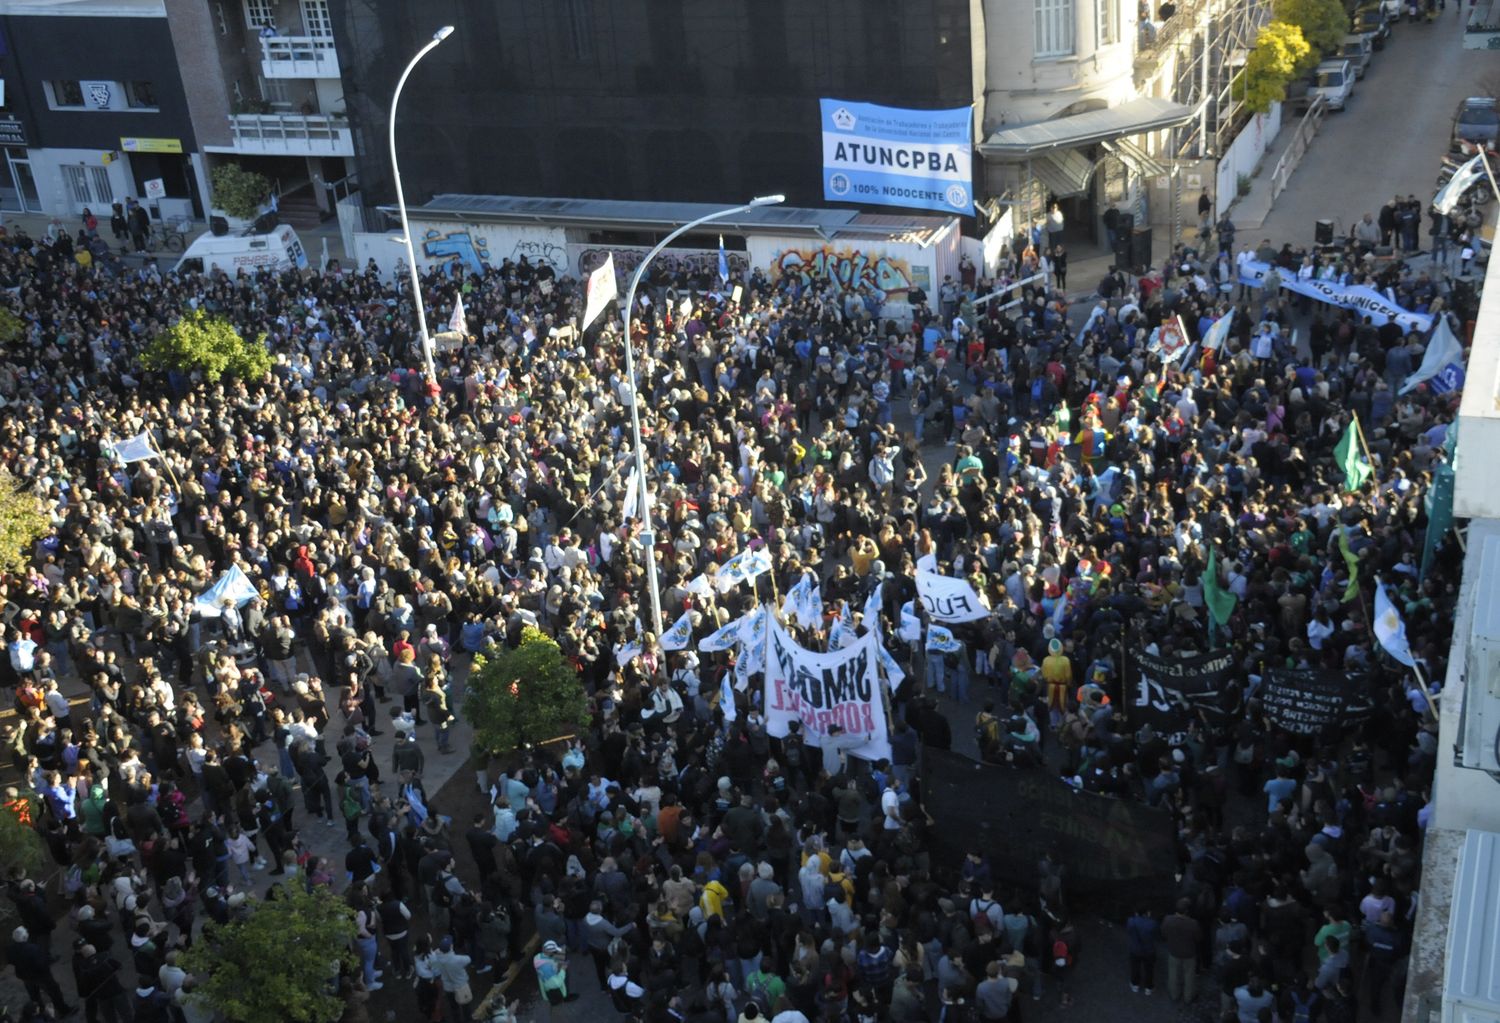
[916,569,989,623]
[764,619,890,762]
[1128,648,1240,742]
[1259,668,1374,735]
[923,749,1178,915]
[1236,259,1432,332]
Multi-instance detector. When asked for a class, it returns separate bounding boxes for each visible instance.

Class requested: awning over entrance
[978,97,1198,157]
[1030,149,1096,199]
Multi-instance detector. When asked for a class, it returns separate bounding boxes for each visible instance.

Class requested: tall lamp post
[623,194,786,637]
[388,24,455,382]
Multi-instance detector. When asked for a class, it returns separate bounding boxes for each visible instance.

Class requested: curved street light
[622,194,786,636]
[388,25,455,383]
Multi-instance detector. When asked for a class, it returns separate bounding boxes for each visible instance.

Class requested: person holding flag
[1333,418,1373,492]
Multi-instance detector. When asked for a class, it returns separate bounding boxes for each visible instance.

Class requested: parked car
[1379,0,1401,18]
[1453,97,1500,151]
[1352,5,1390,47]
[1309,59,1356,111]
[1339,34,1374,78]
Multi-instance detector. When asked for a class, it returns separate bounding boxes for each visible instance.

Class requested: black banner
[923,749,1179,916]
[1127,648,1241,743]
[1258,668,1375,736]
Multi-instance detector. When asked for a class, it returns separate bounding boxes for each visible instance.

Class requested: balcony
[227,112,353,156]
[260,35,340,79]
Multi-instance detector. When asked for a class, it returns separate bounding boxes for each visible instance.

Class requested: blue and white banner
[699,616,743,653]
[820,99,974,215]
[1236,260,1431,333]
[1400,316,1467,396]
[659,609,694,651]
[195,564,259,618]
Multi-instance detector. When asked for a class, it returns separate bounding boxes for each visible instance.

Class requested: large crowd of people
[0,197,1473,1023]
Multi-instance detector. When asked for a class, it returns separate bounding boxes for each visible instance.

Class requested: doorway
[1,152,40,212]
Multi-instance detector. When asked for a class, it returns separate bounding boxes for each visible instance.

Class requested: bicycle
[143,217,191,254]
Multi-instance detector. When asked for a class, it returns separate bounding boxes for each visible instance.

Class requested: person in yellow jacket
[1041,638,1073,727]
[699,879,729,923]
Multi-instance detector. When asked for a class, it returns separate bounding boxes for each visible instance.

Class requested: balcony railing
[260,35,340,79]
[227,113,353,156]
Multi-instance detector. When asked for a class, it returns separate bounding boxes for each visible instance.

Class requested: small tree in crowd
[210,163,272,220]
[1243,21,1312,113]
[465,626,590,756]
[0,469,50,577]
[142,309,272,382]
[0,794,47,880]
[0,306,24,346]
[180,883,356,1023]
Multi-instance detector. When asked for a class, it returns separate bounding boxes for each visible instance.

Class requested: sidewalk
[0,210,349,268]
[1228,121,1303,231]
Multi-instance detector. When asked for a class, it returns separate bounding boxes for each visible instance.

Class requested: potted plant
[209,163,271,229]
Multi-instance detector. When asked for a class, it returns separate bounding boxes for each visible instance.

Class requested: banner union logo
[828,173,851,196]
[946,185,969,208]
[831,107,856,131]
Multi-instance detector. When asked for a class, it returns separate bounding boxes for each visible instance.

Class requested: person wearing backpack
[744,963,785,1012]
[969,886,1003,943]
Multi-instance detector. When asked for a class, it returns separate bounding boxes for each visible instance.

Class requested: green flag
[1337,527,1360,604]
[1333,419,1372,492]
[1204,548,1237,627]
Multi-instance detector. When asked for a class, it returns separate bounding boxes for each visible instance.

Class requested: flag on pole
[614,640,643,667]
[193,564,259,617]
[1201,307,1234,351]
[736,605,768,649]
[1337,528,1361,603]
[862,583,882,630]
[925,624,962,653]
[110,431,159,464]
[1400,316,1467,395]
[621,469,640,523]
[898,602,922,643]
[659,609,694,651]
[699,616,743,653]
[829,619,857,650]
[1373,580,1416,667]
[581,254,618,332]
[1421,463,1455,581]
[720,673,738,721]
[718,235,730,283]
[1203,548,1238,627]
[878,644,907,691]
[1333,420,1373,492]
[448,293,467,334]
[1434,153,1485,215]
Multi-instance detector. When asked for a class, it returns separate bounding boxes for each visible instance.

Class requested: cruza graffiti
[420,228,490,277]
[575,246,748,283]
[771,246,913,297]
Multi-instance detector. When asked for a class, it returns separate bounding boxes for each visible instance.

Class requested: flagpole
[1477,151,1500,222]
[148,431,182,494]
[1351,415,1377,483]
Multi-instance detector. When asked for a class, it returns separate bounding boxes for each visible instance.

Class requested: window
[125,80,157,110]
[301,0,332,38]
[49,80,84,108]
[1034,0,1075,58]
[1096,0,1119,46]
[244,0,274,29]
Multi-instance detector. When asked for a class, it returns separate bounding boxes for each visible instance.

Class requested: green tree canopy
[0,796,47,882]
[180,883,356,1023]
[465,626,590,756]
[0,469,50,577]
[1243,21,1313,113]
[1272,0,1347,61]
[210,163,272,220]
[142,309,272,383]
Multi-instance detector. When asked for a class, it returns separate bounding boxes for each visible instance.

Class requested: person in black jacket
[6,926,73,1015]
[76,943,131,1023]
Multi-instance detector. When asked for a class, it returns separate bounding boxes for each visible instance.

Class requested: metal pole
[621,194,785,637]
[388,25,454,383]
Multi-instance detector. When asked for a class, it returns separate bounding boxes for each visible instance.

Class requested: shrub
[1243,21,1312,113]
[142,309,272,382]
[0,470,49,577]
[465,626,591,756]
[210,163,271,220]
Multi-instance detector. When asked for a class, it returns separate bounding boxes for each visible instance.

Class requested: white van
[1309,59,1355,111]
[172,223,309,275]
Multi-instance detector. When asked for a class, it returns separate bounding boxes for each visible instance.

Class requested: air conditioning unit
[1443,830,1500,1023]
[1460,535,1500,774]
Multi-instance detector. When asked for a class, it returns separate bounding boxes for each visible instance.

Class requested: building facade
[332,0,986,215]
[0,0,200,220]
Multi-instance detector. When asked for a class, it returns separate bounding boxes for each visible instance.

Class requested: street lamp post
[388,25,454,383]
[622,194,786,638]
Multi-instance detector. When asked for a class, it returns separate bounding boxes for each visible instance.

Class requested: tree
[0,796,47,882]
[0,469,49,577]
[465,626,591,756]
[0,306,24,346]
[142,309,272,383]
[180,883,356,1023]
[1243,21,1312,113]
[210,163,272,220]
[1272,0,1346,63]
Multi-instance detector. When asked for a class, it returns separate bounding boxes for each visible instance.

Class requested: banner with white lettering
[916,570,990,623]
[1236,259,1432,332]
[1127,648,1241,743]
[820,99,974,215]
[765,619,890,762]
[1258,667,1374,736]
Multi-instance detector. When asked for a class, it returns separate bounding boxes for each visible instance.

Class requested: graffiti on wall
[511,239,567,273]
[420,228,490,277]
[573,245,749,284]
[770,246,913,296]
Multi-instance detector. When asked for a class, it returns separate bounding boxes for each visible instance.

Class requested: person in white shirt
[881,779,903,831]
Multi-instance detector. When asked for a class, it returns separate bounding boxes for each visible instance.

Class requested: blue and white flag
[1434,153,1485,216]
[720,673,738,721]
[829,619,857,651]
[659,609,694,651]
[1201,307,1234,352]
[718,235,730,283]
[898,601,922,643]
[194,564,259,618]
[734,631,765,691]
[839,600,855,630]
[862,583,882,629]
[783,572,823,630]
[110,431,158,464]
[684,574,714,598]
[699,615,742,653]
[878,643,906,691]
[737,605,768,649]
[715,547,773,593]
[1374,581,1416,668]
[926,624,962,653]
[614,640,643,667]
[448,293,467,334]
[1400,316,1467,396]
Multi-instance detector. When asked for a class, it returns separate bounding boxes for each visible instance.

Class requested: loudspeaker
[209,215,229,236]
[252,213,278,234]
[1129,228,1153,272]
[1315,219,1334,245]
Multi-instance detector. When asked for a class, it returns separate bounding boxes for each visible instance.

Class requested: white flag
[1374,581,1415,668]
[111,431,158,464]
[829,619,857,651]
[678,295,693,321]
[698,615,742,653]
[1434,154,1485,216]
[898,601,922,643]
[1400,317,1465,395]
[615,640,643,667]
[878,643,906,691]
[736,605,768,648]
[916,569,990,623]
[621,469,640,522]
[1201,307,1233,351]
[659,609,694,651]
[581,254,619,332]
[862,583,882,629]
[720,673,738,721]
[448,293,467,334]
[684,574,714,598]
